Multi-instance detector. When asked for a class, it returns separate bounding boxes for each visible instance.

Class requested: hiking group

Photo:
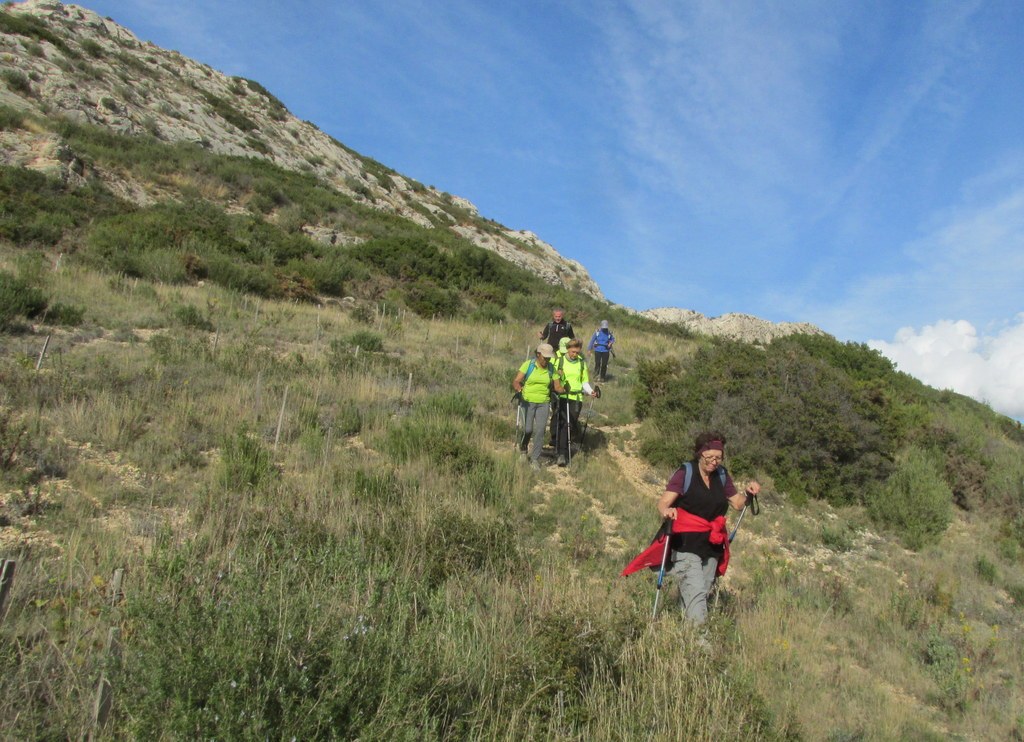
[511,308,611,471]
[513,310,761,628]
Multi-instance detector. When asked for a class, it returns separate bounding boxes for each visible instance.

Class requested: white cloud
[869,315,1024,420]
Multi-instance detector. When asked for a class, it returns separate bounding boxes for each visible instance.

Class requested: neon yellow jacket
[556,355,589,401]
[517,358,554,404]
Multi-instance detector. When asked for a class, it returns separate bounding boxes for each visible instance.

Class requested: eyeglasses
[700,454,723,463]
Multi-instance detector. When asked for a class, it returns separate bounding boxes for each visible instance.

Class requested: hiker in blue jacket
[587,320,615,382]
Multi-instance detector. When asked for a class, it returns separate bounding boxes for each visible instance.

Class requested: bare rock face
[641,307,828,343]
[1,0,605,300]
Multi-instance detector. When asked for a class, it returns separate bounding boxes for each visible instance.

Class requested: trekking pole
[511,392,523,449]
[578,393,597,449]
[565,398,572,466]
[728,493,760,542]
[652,519,672,620]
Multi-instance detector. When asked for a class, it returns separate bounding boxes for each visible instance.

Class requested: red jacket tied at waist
[671,510,730,576]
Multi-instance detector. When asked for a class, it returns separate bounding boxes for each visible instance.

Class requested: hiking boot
[518,433,530,454]
[556,455,567,467]
[530,459,541,471]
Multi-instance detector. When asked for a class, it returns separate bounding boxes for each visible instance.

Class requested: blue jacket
[588,328,615,353]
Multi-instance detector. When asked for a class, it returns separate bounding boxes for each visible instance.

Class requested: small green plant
[79,38,104,57]
[0,103,25,129]
[974,555,997,584]
[922,629,969,710]
[218,426,277,492]
[342,330,384,353]
[171,303,214,331]
[821,521,855,551]
[1,68,32,97]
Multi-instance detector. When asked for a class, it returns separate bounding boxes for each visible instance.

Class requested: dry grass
[1,264,1022,740]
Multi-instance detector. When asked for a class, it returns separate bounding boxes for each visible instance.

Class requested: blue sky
[73,1,1024,418]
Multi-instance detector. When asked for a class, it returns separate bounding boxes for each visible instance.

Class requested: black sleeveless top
[667,463,731,561]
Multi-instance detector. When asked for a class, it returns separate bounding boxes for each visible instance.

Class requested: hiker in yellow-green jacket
[553,338,597,467]
[511,343,566,470]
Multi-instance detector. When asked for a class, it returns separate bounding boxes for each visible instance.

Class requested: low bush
[217,426,277,493]
[1,69,32,96]
[0,270,47,328]
[867,446,952,549]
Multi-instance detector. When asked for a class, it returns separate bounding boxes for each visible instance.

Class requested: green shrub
[331,401,363,437]
[403,279,461,318]
[416,391,474,421]
[342,330,384,353]
[867,446,952,550]
[171,303,214,331]
[1,69,32,96]
[419,507,521,586]
[217,426,278,492]
[0,103,25,129]
[79,38,104,57]
[635,339,896,502]
[974,556,997,584]
[821,522,855,552]
[0,8,69,51]
[0,270,47,328]
[200,90,257,132]
[922,629,969,710]
[43,301,85,326]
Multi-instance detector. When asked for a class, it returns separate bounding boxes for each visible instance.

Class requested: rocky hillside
[640,307,828,343]
[0,0,603,299]
[2,0,828,342]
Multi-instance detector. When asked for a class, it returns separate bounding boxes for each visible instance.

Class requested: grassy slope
[0,25,1021,735]
[0,264,1021,740]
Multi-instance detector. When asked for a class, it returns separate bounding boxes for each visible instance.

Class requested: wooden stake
[89,626,121,740]
[274,386,290,450]
[0,560,15,623]
[109,568,124,606]
[35,335,51,371]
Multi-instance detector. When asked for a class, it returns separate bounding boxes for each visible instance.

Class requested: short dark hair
[693,431,727,457]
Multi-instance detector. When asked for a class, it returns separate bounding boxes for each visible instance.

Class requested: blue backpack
[679,461,728,493]
[522,358,554,383]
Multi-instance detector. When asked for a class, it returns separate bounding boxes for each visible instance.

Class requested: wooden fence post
[274,385,290,450]
[108,568,124,606]
[35,335,51,371]
[0,559,15,622]
[89,626,121,740]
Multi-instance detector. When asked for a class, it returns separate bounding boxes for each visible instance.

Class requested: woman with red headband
[656,431,760,624]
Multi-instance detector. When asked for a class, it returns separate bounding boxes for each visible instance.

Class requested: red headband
[699,440,724,454]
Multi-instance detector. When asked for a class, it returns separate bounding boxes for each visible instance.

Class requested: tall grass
[1,261,1022,740]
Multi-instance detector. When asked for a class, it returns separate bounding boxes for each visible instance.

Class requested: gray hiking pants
[667,551,718,624]
[520,401,549,462]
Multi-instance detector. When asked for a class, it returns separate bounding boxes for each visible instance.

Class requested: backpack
[522,358,554,384]
[555,354,586,398]
[679,461,727,493]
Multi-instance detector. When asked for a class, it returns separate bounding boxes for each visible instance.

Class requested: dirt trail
[528,421,658,557]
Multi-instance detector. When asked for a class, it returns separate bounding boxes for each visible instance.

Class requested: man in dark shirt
[539,308,574,349]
